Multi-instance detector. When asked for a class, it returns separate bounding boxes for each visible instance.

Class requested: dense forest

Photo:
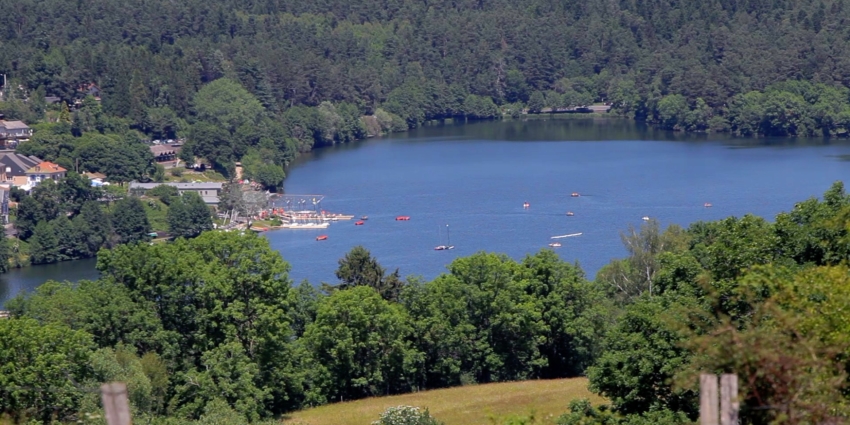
[5,0,850,180]
[3,182,850,424]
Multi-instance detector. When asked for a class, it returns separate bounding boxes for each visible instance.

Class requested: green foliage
[111,196,152,244]
[372,405,444,425]
[304,286,418,403]
[333,245,405,302]
[148,184,180,205]
[0,318,94,423]
[167,191,213,238]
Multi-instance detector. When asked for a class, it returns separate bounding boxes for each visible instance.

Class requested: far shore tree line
[3,182,850,424]
[5,0,850,189]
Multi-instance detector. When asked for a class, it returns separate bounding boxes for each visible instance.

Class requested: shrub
[372,406,443,425]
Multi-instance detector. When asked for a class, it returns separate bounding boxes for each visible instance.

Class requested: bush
[148,185,180,205]
[170,168,183,177]
[372,406,443,425]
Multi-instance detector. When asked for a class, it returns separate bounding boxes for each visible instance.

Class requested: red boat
[396,216,411,221]
[316,235,328,241]
[355,220,365,225]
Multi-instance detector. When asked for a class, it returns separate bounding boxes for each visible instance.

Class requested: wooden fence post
[720,374,739,425]
[101,382,132,425]
[700,373,719,425]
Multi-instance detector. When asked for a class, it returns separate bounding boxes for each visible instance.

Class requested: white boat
[435,224,455,250]
[280,222,330,229]
[551,232,582,239]
[642,216,650,221]
[548,242,562,247]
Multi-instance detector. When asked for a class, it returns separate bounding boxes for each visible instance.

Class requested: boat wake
[551,232,582,239]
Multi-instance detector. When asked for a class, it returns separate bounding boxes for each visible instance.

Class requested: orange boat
[355,220,365,225]
[316,235,328,241]
[396,216,411,221]
[571,192,580,197]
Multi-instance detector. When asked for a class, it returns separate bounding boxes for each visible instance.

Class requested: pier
[254,194,354,230]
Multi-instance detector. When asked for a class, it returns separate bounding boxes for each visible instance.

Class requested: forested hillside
[4,0,850,180]
[4,182,850,424]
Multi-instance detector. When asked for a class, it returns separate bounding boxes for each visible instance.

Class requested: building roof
[129,182,223,191]
[26,161,67,174]
[0,120,30,130]
[0,153,42,178]
[201,196,220,204]
[83,171,107,180]
[150,145,180,156]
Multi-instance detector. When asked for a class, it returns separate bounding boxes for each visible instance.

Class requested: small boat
[549,242,562,247]
[551,232,582,239]
[316,235,328,241]
[435,224,455,250]
[360,216,369,220]
[355,221,365,225]
[566,211,575,216]
[523,202,530,208]
[704,203,713,208]
[642,216,650,221]
[396,216,411,221]
[571,192,580,197]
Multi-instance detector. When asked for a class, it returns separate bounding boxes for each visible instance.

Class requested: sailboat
[434,224,455,250]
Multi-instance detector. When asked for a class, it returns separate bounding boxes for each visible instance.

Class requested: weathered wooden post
[700,373,719,425]
[720,374,739,425]
[101,382,132,425]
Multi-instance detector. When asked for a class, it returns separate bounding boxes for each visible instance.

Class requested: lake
[3,117,850,304]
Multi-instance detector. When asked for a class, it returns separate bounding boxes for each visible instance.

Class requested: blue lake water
[2,117,850,303]
[268,117,850,285]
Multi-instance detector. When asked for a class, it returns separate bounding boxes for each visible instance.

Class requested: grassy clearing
[141,197,169,232]
[284,378,604,425]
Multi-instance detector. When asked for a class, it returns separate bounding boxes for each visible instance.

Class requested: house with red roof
[25,161,67,187]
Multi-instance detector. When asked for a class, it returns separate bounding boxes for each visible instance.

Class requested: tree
[586,295,697,416]
[596,220,690,303]
[334,246,404,301]
[74,201,112,255]
[304,286,418,403]
[111,196,152,244]
[0,234,10,273]
[168,192,213,238]
[29,221,59,264]
[96,231,302,414]
[0,318,94,423]
[6,279,169,354]
[527,91,545,113]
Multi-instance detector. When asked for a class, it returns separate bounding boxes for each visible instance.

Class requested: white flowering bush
[372,405,444,425]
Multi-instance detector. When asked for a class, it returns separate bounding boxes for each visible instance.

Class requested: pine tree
[111,197,151,245]
[29,221,59,265]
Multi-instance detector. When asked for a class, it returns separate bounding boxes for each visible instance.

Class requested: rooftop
[26,161,67,174]
[0,120,30,130]
[150,145,181,155]
[129,182,223,190]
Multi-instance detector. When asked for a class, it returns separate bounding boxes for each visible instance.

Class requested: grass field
[284,378,605,425]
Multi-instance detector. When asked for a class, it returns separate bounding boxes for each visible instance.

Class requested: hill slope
[284,378,604,425]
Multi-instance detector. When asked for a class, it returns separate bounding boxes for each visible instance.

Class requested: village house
[150,143,181,163]
[0,152,43,186]
[83,171,108,187]
[128,182,223,205]
[26,161,67,187]
[0,119,33,148]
